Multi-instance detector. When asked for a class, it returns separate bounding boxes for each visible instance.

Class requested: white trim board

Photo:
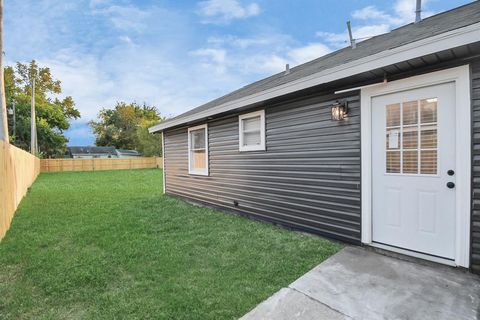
[370,243,457,267]
[161,131,166,194]
[360,65,471,268]
[238,110,266,152]
[150,22,480,133]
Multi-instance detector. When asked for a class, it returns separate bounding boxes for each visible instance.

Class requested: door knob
[446,182,455,189]
[447,170,455,176]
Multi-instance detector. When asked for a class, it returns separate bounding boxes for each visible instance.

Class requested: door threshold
[369,242,457,267]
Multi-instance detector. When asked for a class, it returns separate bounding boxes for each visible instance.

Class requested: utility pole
[11,99,15,139]
[30,72,37,154]
[0,0,8,143]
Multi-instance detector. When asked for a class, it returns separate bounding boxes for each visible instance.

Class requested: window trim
[188,124,209,176]
[239,110,266,152]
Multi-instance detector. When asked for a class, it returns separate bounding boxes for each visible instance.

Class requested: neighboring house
[150,2,480,273]
[66,146,141,158]
[115,149,141,158]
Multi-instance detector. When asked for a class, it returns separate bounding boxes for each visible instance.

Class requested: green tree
[89,102,163,156]
[135,119,163,157]
[5,60,80,157]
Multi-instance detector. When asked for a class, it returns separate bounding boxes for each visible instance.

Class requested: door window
[385,98,438,175]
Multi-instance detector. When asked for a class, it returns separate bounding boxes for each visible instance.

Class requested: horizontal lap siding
[164,93,361,243]
[472,60,480,273]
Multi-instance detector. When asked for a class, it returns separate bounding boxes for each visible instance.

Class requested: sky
[4,0,473,146]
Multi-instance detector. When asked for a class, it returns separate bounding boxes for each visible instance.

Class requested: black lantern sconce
[331,101,348,121]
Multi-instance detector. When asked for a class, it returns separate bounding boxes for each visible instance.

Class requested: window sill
[188,170,209,176]
[239,146,266,152]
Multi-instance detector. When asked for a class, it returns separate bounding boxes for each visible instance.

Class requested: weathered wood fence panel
[40,157,163,172]
[0,140,40,240]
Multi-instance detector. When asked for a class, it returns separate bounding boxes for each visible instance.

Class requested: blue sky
[5,0,472,146]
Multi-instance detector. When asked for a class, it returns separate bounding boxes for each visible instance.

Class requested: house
[66,146,117,158]
[66,146,141,158]
[115,149,142,158]
[149,2,480,273]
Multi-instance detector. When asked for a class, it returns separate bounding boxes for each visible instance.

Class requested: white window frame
[360,65,471,268]
[188,124,209,176]
[239,110,266,152]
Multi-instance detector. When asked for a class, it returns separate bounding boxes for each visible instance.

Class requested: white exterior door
[372,82,456,259]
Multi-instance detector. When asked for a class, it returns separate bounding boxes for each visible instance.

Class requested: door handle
[446,182,455,189]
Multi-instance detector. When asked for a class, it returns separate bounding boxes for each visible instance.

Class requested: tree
[89,102,163,156]
[5,61,80,157]
[135,119,163,157]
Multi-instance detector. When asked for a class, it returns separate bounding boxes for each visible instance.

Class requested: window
[239,110,266,151]
[188,124,208,175]
[385,98,438,175]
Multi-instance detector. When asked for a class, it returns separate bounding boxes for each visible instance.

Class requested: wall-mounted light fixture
[331,101,348,121]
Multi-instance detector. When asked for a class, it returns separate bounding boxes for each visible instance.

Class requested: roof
[150,1,480,133]
[67,146,116,155]
[116,149,140,156]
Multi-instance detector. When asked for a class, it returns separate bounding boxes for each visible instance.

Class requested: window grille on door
[385,98,438,175]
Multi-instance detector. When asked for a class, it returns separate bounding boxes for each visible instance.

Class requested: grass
[0,169,342,319]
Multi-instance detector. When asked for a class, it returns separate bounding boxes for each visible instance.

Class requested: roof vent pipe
[347,21,356,49]
[415,0,422,23]
[285,63,290,75]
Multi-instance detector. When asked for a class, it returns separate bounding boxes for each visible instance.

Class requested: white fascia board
[149,22,480,133]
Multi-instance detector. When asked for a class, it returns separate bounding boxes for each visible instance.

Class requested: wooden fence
[0,140,40,240]
[40,157,163,173]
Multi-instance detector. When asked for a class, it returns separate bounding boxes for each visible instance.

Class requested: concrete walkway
[241,246,480,320]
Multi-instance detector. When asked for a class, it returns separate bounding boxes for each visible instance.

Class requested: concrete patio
[241,246,480,320]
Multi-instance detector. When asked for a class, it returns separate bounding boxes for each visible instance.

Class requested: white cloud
[287,43,331,65]
[352,6,403,25]
[198,0,260,24]
[191,48,228,73]
[192,38,333,78]
[38,51,116,120]
[118,35,134,45]
[91,4,150,32]
[89,0,111,9]
[317,24,390,48]
[207,36,279,49]
[316,0,436,49]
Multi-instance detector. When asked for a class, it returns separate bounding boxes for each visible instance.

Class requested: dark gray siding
[471,59,480,274]
[164,93,361,243]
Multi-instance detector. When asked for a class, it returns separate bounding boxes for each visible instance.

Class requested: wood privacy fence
[0,140,40,240]
[40,157,163,172]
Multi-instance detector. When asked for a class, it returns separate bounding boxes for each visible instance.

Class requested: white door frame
[360,65,471,268]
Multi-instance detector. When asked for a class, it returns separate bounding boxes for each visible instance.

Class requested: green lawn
[0,169,342,319]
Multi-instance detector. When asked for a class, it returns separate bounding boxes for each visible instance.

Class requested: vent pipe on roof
[347,21,356,49]
[285,63,290,75]
[415,0,422,23]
